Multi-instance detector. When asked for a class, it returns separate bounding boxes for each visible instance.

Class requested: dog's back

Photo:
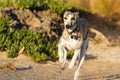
[73,18,88,40]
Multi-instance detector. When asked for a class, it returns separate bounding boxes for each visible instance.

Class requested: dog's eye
[71,17,75,21]
[64,17,67,20]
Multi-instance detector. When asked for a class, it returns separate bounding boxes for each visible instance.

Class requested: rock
[0,8,63,41]
[89,28,110,45]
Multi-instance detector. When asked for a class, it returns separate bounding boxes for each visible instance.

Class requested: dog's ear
[64,11,70,16]
[75,12,79,18]
[64,11,71,14]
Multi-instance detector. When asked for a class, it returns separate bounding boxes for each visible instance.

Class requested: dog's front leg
[61,48,67,69]
[58,44,67,69]
[58,44,64,63]
[69,49,80,69]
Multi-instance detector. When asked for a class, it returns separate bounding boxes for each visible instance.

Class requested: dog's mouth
[65,24,77,34]
[67,29,72,33]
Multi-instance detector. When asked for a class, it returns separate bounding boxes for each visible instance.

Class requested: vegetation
[0,0,120,19]
[0,17,58,61]
[0,0,73,16]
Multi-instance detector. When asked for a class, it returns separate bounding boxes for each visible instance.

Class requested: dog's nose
[66,25,71,29]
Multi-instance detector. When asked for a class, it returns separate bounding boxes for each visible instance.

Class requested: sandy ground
[0,41,120,80]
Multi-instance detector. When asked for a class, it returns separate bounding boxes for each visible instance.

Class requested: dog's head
[63,11,79,33]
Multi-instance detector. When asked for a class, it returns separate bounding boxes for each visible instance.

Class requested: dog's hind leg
[74,37,88,80]
[69,49,80,69]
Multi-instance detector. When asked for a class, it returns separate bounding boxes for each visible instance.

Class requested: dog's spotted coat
[58,11,88,80]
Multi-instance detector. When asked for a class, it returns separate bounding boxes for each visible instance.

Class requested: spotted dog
[58,11,88,80]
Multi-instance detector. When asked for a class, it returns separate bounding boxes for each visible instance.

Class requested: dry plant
[66,0,120,20]
[107,0,120,20]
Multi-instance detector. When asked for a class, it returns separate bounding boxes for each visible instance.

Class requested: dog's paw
[68,64,74,69]
[74,70,79,80]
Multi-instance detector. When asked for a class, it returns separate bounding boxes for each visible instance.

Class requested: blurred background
[67,0,120,21]
[0,0,120,21]
[0,0,120,61]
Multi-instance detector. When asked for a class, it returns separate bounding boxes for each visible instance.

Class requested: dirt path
[0,42,120,80]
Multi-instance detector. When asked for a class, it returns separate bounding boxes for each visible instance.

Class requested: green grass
[0,0,42,9]
[0,17,59,61]
[0,0,73,16]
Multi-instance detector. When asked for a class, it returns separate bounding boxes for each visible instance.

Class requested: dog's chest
[62,35,83,50]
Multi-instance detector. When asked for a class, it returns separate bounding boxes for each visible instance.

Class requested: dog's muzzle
[66,24,72,29]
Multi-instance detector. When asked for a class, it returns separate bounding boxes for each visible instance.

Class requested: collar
[67,25,78,35]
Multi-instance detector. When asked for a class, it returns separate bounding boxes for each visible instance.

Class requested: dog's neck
[66,26,80,40]
[67,25,79,36]
[66,25,78,35]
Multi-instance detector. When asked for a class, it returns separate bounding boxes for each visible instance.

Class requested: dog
[58,11,88,80]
